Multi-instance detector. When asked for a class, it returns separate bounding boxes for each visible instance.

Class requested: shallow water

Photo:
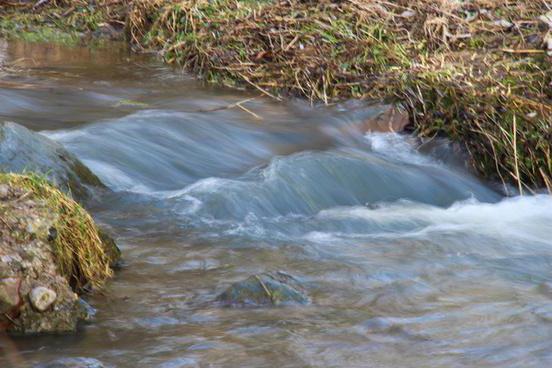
[2,40,552,368]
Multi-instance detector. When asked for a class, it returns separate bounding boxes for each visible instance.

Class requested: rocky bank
[0,122,118,335]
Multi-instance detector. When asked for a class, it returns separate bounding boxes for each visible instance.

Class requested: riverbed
[1,39,552,368]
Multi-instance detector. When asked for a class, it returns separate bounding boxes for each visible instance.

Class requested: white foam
[316,195,552,244]
[41,128,87,141]
[365,132,435,166]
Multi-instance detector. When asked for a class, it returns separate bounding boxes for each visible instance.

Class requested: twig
[501,48,546,54]
[236,102,262,120]
[15,190,32,202]
[238,73,282,101]
[33,0,49,10]
[255,275,274,304]
[194,97,257,113]
[512,114,523,195]
[0,215,13,231]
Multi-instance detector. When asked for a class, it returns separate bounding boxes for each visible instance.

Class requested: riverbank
[1,0,551,193]
[1,31,552,367]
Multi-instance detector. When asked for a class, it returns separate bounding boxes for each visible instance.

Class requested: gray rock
[0,121,104,201]
[35,357,106,368]
[217,272,310,307]
[29,286,57,312]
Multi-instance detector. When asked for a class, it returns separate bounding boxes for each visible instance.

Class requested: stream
[1,40,552,368]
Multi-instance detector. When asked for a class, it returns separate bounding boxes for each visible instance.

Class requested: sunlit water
[2,40,552,368]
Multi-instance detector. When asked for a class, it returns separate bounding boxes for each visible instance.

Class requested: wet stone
[78,298,97,322]
[35,357,106,368]
[217,272,310,307]
[0,121,105,201]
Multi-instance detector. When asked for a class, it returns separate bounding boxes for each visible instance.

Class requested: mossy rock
[0,122,105,201]
[0,174,114,292]
[0,177,116,334]
[217,272,310,307]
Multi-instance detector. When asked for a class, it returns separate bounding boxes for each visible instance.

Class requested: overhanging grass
[0,173,112,291]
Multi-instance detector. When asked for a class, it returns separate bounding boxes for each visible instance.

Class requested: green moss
[0,15,80,45]
[0,1,126,45]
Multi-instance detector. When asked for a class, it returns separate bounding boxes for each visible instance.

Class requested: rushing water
[2,40,552,368]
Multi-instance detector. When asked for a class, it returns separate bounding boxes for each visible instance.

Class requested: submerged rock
[360,104,409,133]
[0,121,104,201]
[217,272,310,307]
[35,357,106,368]
[77,298,97,322]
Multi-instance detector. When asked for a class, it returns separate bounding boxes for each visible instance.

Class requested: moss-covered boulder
[0,122,104,201]
[217,272,310,307]
[0,175,116,334]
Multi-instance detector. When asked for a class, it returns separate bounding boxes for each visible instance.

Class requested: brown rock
[361,105,410,133]
[0,278,21,313]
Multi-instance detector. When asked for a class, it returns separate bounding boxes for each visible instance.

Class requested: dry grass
[1,0,552,192]
[0,173,112,291]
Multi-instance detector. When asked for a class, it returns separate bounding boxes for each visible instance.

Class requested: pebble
[29,286,57,312]
[0,184,9,200]
[493,19,513,29]
[400,10,416,18]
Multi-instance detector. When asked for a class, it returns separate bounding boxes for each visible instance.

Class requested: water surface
[1,40,552,368]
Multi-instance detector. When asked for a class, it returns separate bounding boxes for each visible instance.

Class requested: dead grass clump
[0,173,112,291]
[372,54,552,194]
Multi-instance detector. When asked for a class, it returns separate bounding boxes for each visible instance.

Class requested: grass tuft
[0,173,112,291]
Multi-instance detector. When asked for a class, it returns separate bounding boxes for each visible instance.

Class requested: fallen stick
[501,48,546,54]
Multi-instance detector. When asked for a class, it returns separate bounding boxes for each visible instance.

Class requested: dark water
[2,40,552,368]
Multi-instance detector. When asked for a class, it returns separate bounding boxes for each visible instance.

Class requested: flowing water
[1,40,552,368]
